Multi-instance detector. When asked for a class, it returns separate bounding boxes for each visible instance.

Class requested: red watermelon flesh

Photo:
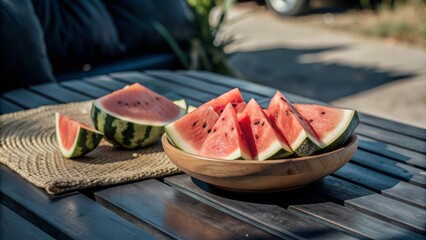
[239,99,292,160]
[200,104,252,160]
[96,83,183,126]
[266,91,321,156]
[200,88,246,114]
[165,106,220,154]
[294,104,359,150]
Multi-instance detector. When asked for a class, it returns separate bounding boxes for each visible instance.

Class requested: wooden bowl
[162,134,358,192]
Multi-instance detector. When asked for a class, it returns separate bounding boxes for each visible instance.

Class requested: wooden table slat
[0,165,158,240]
[0,98,25,114]
[164,174,357,240]
[181,71,425,140]
[1,88,56,109]
[357,135,426,170]
[356,124,426,154]
[94,179,279,240]
[30,83,91,103]
[278,194,424,239]
[0,203,54,240]
[60,80,110,98]
[309,176,426,234]
[334,162,426,209]
[351,150,426,187]
[84,75,129,91]
[148,71,262,101]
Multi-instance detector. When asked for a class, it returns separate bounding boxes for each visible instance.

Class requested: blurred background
[219,0,426,128]
[2,0,425,128]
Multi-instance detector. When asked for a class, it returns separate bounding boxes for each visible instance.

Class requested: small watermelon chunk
[239,99,292,160]
[266,91,320,156]
[294,104,359,152]
[165,106,219,154]
[91,83,186,149]
[201,88,246,114]
[56,112,103,158]
[200,104,252,160]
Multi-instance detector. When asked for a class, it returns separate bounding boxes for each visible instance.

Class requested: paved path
[224,4,426,128]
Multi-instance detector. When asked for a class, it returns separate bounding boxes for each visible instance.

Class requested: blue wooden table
[1,71,425,239]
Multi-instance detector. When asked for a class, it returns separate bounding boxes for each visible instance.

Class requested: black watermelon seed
[207,129,211,133]
[213,129,216,132]
[231,127,234,131]
[220,109,223,113]
[232,103,237,107]
[261,121,265,126]
[137,101,141,105]
[299,116,303,120]
[125,103,129,106]
[286,110,289,116]
[118,101,122,104]
[321,111,326,115]
[155,97,160,100]
[225,133,227,137]
[254,121,260,125]
[275,112,278,118]
[192,121,197,127]
[255,135,259,139]
[222,117,225,121]
[203,123,207,128]
[309,119,313,122]
[280,97,285,101]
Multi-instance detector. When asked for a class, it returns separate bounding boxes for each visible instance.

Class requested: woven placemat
[0,101,182,194]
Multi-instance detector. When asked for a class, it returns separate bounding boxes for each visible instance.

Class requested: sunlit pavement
[224,3,426,128]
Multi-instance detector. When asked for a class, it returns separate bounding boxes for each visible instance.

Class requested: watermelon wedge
[56,112,103,158]
[294,104,359,152]
[165,106,219,154]
[239,99,292,160]
[200,104,252,160]
[91,83,186,149]
[165,89,247,154]
[266,91,320,156]
[200,88,246,114]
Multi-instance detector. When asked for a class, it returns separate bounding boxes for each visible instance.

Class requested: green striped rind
[59,127,103,158]
[267,148,293,160]
[317,111,359,154]
[91,104,166,149]
[293,138,320,157]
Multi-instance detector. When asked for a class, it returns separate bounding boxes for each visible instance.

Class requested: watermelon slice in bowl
[91,83,186,149]
[266,91,320,156]
[56,112,103,158]
[239,99,292,160]
[165,88,246,155]
[294,104,359,153]
[199,103,252,160]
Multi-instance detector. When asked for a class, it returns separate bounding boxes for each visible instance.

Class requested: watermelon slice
[294,104,359,152]
[200,103,252,160]
[165,89,246,154]
[200,88,246,114]
[56,112,103,158]
[165,106,219,154]
[239,99,292,160]
[266,91,320,156]
[91,83,186,149]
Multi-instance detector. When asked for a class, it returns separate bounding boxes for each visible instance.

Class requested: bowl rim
[161,133,358,164]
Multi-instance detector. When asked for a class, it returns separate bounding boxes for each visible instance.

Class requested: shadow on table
[229,46,413,102]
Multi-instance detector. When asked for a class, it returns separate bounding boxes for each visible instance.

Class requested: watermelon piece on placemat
[294,104,359,152]
[200,103,252,160]
[239,99,292,160]
[266,91,320,156]
[91,83,186,149]
[56,112,103,158]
